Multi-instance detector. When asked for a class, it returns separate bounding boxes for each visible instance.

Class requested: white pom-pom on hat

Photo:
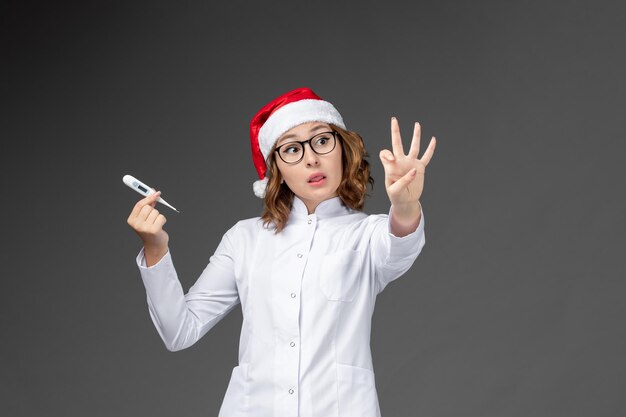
[253,177,269,198]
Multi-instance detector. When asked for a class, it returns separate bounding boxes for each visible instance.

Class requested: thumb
[388,168,417,192]
[149,188,160,207]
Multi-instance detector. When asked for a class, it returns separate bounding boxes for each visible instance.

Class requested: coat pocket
[218,363,249,417]
[337,363,381,417]
[319,249,362,302]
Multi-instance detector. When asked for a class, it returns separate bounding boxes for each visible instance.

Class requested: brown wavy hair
[260,124,374,233]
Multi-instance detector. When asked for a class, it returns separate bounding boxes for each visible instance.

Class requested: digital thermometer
[123,174,180,213]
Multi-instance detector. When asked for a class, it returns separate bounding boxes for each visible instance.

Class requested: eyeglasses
[273,131,339,164]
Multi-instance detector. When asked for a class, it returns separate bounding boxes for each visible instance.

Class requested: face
[273,122,343,214]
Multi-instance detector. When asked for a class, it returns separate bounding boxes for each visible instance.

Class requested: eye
[315,136,330,146]
[281,143,301,154]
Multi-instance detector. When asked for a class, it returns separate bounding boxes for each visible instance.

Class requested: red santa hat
[249,87,346,198]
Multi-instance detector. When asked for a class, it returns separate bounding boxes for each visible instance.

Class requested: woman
[127,87,436,417]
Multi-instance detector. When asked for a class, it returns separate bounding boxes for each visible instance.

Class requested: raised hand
[379,117,436,209]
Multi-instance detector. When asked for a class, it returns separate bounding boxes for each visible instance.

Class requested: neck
[298,194,339,215]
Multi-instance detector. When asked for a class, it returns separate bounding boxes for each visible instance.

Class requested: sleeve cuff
[136,246,172,270]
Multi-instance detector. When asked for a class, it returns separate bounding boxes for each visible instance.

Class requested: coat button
[291,293,296,298]
[290,341,295,347]
[289,388,294,394]
[297,253,303,258]
[307,219,312,224]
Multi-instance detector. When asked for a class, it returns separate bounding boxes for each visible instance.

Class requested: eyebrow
[277,124,329,145]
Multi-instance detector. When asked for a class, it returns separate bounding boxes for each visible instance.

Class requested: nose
[303,142,320,166]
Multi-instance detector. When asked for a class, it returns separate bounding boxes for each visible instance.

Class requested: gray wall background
[2,0,624,416]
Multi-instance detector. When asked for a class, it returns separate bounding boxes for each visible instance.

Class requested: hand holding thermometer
[123,174,180,213]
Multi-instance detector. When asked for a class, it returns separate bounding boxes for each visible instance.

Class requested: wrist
[389,201,422,237]
[390,200,421,219]
[143,243,169,267]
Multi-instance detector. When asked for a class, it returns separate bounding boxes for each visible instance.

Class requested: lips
[308,173,326,183]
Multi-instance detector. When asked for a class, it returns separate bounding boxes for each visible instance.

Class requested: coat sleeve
[369,205,426,295]
[135,224,240,352]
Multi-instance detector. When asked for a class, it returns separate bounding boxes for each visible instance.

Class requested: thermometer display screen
[138,185,147,193]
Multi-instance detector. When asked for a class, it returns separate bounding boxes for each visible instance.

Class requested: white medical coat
[136,196,426,417]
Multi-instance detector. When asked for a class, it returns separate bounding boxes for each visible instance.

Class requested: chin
[291,180,340,206]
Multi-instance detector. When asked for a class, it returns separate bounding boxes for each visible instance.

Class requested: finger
[146,208,160,225]
[419,137,437,166]
[144,191,161,210]
[136,204,157,223]
[130,190,161,219]
[390,117,404,156]
[148,187,160,206]
[379,149,396,187]
[379,149,395,165]
[155,214,167,228]
[388,168,417,193]
[408,122,421,159]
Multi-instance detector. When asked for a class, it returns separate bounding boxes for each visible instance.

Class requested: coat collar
[291,196,351,220]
